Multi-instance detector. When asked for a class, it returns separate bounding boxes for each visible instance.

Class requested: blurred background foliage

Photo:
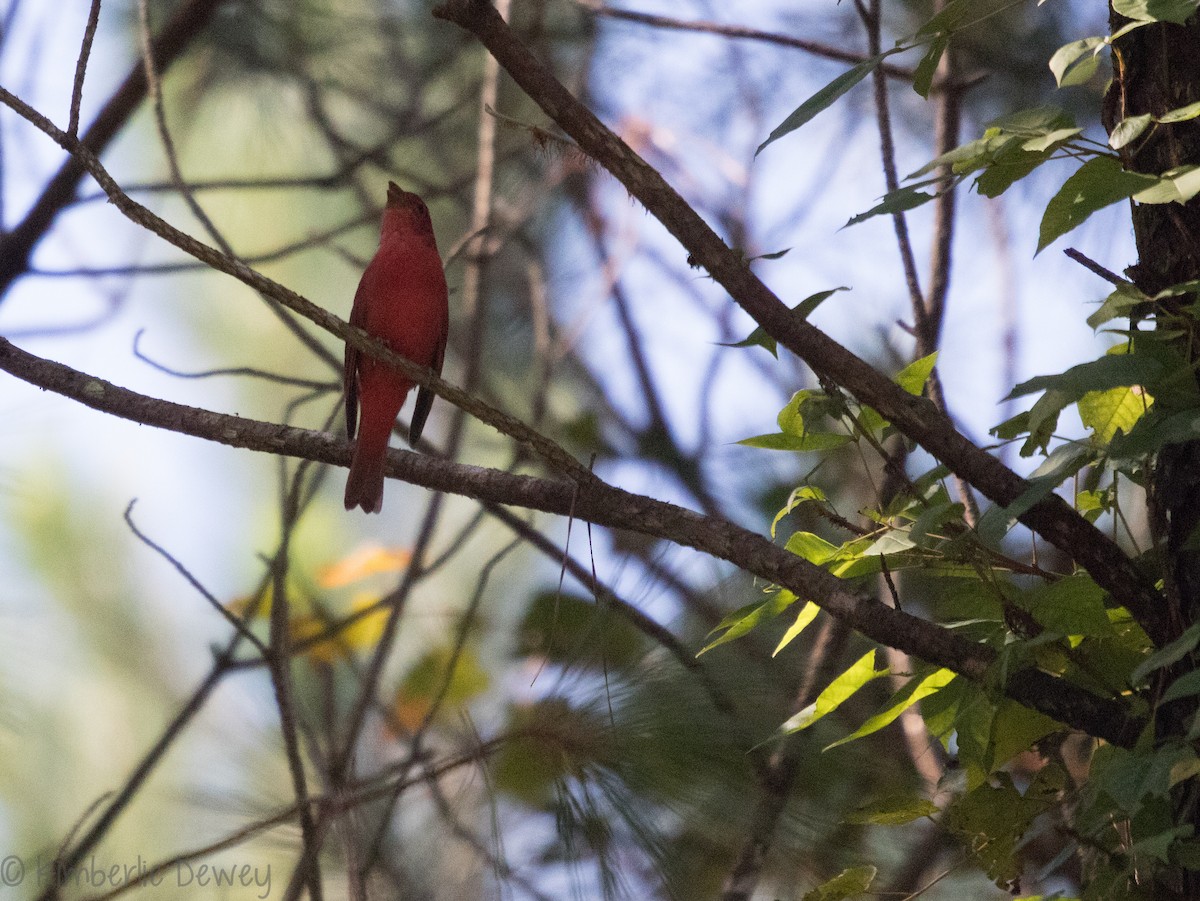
[0,0,1128,897]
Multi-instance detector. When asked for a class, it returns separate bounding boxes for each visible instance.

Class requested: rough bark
[1104,12,1200,897]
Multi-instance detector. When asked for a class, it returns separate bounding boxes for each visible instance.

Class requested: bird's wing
[408,317,447,446]
[343,278,370,439]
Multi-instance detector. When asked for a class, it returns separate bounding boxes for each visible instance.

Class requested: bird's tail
[344,423,390,513]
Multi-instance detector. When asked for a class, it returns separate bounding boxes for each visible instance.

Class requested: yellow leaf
[317,544,413,588]
[1078,384,1153,444]
[292,595,389,664]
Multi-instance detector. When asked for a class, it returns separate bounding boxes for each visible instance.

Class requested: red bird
[343,182,449,513]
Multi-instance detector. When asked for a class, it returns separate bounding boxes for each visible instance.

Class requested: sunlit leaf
[779,650,887,735]
[895,352,939,395]
[786,531,841,565]
[773,601,821,656]
[826,668,956,749]
[1078,384,1153,444]
[699,590,797,655]
[771,485,828,538]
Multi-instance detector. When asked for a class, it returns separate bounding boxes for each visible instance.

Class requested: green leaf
[699,591,797,655]
[909,498,964,547]
[722,288,848,355]
[1109,113,1153,150]
[896,352,939,395]
[844,796,939,826]
[773,601,821,656]
[1021,126,1085,153]
[758,53,896,155]
[1093,743,1197,813]
[1130,620,1200,686]
[843,181,942,228]
[977,445,1094,541]
[913,0,993,37]
[991,410,1031,441]
[945,774,1053,883]
[1136,164,1200,205]
[780,650,887,734]
[989,702,1062,769]
[1162,670,1200,705]
[912,35,949,98]
[771,485,827,538]
[786,531,841,565]
[1021,574,1114,638]
[1112,0,1199,24]
[1158,100,1200,123]
[1086,283,1147,329]
[1037,156,1161,254]
[802,865,876,901]
[738,432,852,451]
[826,668,956,749]
[1109,407,1200,459]
[862,530,916,556]
[1007,352,1164,400]
[1049,37,1104,88]
[976,149,1054,198]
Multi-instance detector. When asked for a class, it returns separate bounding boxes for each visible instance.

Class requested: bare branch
[431,0,1170,647]
[123,500,269,655]
[0,81,592,483]
[575,0,916,80]
[0,0,229,295]
[0,335,1146,746]
[67,0,103,138]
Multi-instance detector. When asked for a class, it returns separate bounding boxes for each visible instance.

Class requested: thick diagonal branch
[431,0,1169,647]
[0,336,1145,747]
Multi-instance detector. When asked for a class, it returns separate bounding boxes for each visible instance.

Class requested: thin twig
[0,82,595,484]
[1065,247,1129,287]
[575,0,916,80]
[135,0,339,371]
[68,0,103,138]
[123,500,268,655]
[0,335,1146,747]
[133,329,336,391]
[0,0,228,296]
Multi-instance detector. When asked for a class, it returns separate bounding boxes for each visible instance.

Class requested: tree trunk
[1103,13,1200,896]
